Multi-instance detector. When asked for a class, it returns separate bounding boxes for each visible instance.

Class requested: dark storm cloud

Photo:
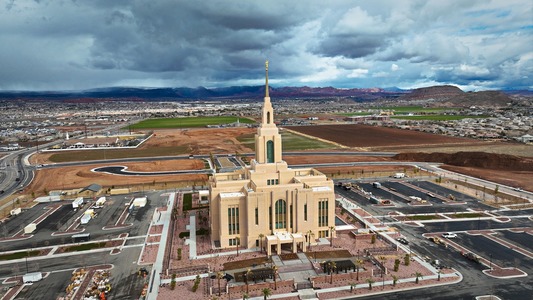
[0,0,531,90]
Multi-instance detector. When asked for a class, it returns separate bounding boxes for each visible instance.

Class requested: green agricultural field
[337,112,373,116]
[130,116,256,129]
[237,131,338,151]
[383,106,459,113]
[48,146,190,162]
[391,115,487,121]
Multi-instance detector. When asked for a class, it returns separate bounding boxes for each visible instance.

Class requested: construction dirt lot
[26,125,533,195]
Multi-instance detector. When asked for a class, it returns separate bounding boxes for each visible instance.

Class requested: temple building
[208,61,335,255]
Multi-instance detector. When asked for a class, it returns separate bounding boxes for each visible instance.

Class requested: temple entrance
[265,232,306,256]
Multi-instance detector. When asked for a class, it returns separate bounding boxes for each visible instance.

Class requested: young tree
[244,268,252,294]
[366,278,375,290]
[272,265,278,290]
[392,275,399,286]
[414,272,423,284]
[328,261,337,284]
[261,288,272,300]
[216,271,224,296]
[355,259,363,281]
[404,254,410,266]
[170,273,177,290]
[394,258,400,272]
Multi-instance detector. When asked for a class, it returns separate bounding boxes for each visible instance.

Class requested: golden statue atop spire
[265,60,269,97]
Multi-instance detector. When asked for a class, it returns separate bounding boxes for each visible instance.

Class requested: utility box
[24,223,37,234]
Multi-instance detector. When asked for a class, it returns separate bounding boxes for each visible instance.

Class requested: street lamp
[489,254,493,271]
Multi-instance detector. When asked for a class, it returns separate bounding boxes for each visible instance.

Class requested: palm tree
[244,268,252,294]
[306,230,314,250]
[261,287,272,300]
[328,261,337,284]
[259,233,265,253]
[355,259,363,281]
[414,272,423,284]
[272,265,278,290]
[216,271,224,297]
[329,226,336,247]
[392,275,399,287]
[366,278,375,290]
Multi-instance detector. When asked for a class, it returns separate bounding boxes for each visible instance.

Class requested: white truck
[23,272,42,283]
[10,207,22,216]
[72,197,84,209]
[393,173,406,179]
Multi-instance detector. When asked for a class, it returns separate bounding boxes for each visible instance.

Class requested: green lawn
[0,250,40,261]
[383,106,459,113]
[237,131,338,151]
[337,112,373,116]
[406,215,442,221]
[130,116,256,129]
[63,242,107,252]
[183,193,193,211]
[448,213,484,219]
[391,115,487,121]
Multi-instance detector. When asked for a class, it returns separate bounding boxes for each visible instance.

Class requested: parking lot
[0,189,169,299]
[335,177,533,299]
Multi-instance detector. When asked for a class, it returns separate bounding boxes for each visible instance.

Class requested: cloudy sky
[1,0,531,91]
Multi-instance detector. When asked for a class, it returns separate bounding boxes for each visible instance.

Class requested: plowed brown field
[287,124,479,149]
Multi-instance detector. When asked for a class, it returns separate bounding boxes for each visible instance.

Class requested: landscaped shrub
[404,254,410,266]
[394,259,400,271]
[192,275,201,292]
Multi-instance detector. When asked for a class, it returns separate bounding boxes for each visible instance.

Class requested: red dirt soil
[287,124,478,148]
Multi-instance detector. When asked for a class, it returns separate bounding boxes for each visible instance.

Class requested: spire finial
[265,60,269,97]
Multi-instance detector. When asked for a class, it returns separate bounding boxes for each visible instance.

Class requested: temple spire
[265,60,269,97]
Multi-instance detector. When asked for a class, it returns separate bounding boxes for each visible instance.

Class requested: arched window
[267,112,271,124]
[266,140,274,163]
[275,199,286,229]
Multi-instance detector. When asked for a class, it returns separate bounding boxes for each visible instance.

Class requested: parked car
[463,252,480,263]
[442,232,457,239]
[396,237,409,245]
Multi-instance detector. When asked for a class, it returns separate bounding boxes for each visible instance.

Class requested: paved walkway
[146,192,175,300]
[185,211,197,259]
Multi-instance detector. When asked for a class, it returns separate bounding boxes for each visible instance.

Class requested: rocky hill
[401,85,464,101]
[400,85,512,107]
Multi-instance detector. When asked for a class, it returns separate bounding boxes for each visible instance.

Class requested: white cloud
[347,69,369,78]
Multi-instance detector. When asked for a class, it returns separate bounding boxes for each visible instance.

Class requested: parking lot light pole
[489,254,493,271]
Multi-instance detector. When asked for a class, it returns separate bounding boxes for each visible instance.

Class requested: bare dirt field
[26,126,532,196]
[145,128,255,155]
[24,160,207,196]
[287,124,480,149]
